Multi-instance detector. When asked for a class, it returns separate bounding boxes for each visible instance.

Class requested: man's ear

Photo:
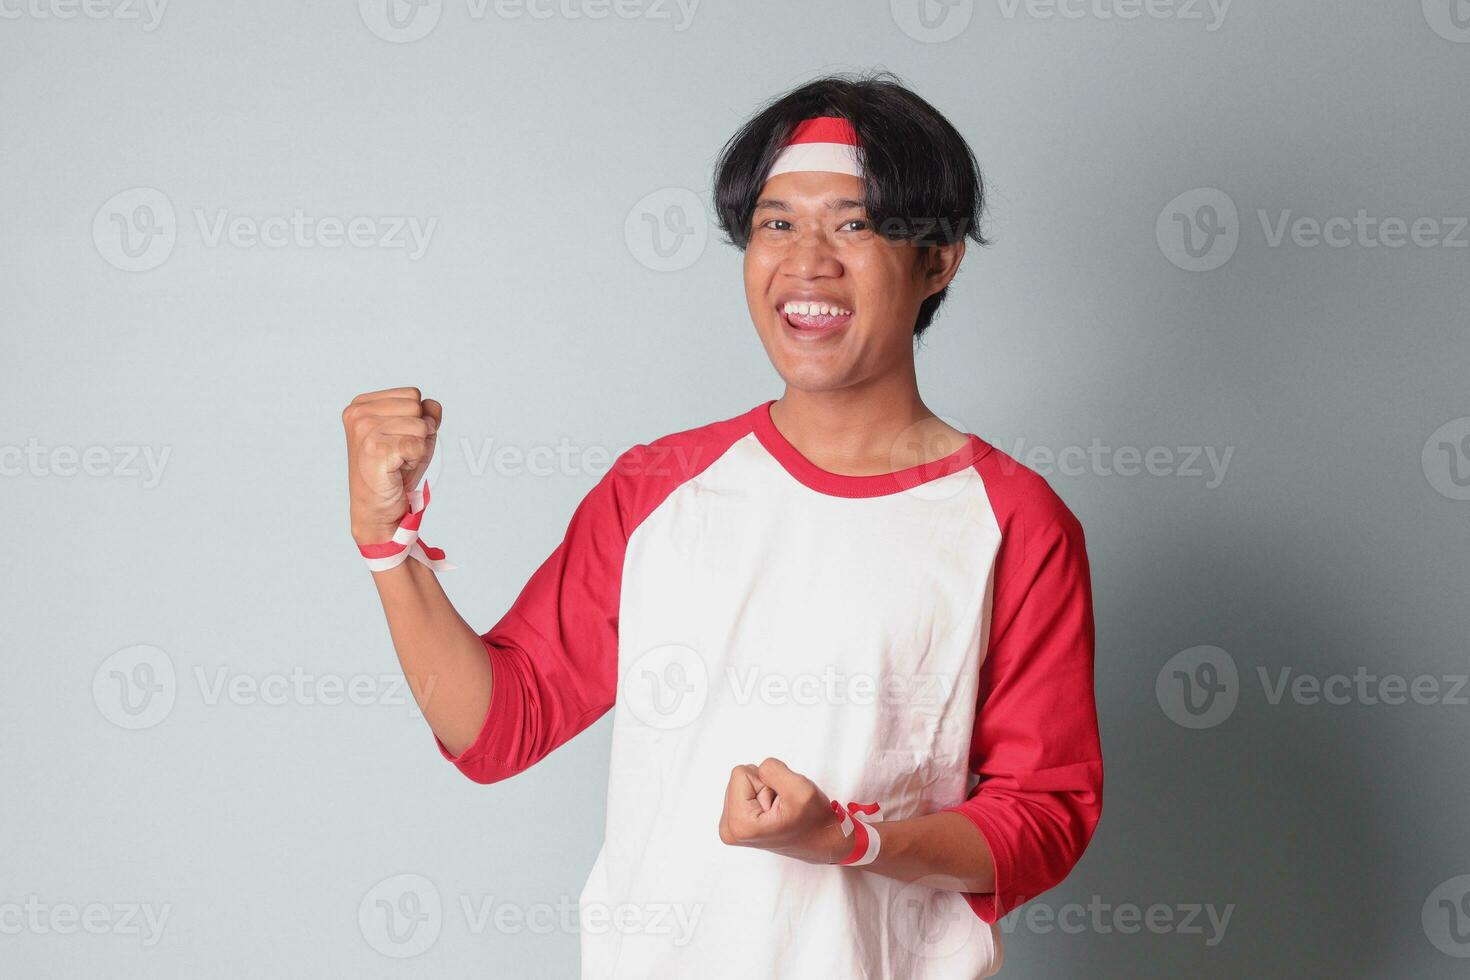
[920,239,967,298]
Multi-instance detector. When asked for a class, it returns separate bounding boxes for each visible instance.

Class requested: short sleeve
[943,455,1104,921]
[436,453,633,784]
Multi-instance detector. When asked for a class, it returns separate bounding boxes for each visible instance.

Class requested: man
[342,72,1101,978]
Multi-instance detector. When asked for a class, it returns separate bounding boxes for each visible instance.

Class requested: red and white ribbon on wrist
[830,799,883,867]
[357,482,455,572]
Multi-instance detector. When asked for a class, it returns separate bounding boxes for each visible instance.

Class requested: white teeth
[782,301,851,316]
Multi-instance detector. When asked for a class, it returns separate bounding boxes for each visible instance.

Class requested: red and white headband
[766,116,865,181]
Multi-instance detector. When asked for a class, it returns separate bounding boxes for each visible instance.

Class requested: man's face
[743,170,958,393]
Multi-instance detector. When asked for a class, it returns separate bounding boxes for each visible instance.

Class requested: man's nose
[779,229,842,278]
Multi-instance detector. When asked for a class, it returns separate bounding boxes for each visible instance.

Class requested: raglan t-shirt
[436,400,1103,979]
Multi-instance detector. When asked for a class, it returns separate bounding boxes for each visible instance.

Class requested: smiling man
[342,73,1102,978]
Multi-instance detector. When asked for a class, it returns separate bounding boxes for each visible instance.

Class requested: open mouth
[778,300,854,336]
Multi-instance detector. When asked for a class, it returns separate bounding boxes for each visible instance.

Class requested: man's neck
[769,378,969,477]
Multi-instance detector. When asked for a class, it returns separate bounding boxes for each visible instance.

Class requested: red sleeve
[942,451,1104,922]
[435,423,746,785]
[434,449,637,784]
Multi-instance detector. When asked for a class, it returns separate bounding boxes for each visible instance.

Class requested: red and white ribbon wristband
[830,799,883,867]
[357,482,455,573]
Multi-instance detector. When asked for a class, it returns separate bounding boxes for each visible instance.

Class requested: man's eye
[842,219,870,232]
[761,219,792,231]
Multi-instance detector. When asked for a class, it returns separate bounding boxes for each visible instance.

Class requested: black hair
[713,70,988,340]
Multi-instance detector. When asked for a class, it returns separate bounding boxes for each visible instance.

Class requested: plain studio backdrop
[2,2,1467,977]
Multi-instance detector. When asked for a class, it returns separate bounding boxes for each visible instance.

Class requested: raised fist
[718,757,846,865]
[342,386,442,545]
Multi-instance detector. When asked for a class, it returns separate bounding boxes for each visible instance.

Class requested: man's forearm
[721,760,997,894]
[366,557,493,756]
[853,811,996,893]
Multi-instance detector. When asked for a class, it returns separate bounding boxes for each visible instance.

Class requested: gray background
[2,0,1467,976]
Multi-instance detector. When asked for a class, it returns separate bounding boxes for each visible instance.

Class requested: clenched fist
[342,386,442,546]
[718,757,847,865]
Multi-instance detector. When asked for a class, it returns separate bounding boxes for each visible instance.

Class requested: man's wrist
[352,522,401,548]
[819,811,852,865]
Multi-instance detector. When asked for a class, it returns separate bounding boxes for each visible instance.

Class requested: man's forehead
[755,171,867,211]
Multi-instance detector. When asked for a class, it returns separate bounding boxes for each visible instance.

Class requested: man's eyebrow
[752,198,867,213]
